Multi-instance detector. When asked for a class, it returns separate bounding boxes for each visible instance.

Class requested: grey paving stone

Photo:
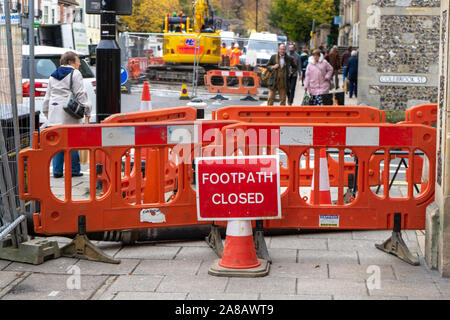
[333,295,408,300]
[368,279,442,298]
[259,294,332,300]
[133,259,202,276]
[226,277,295,295]
[114,244,180,260]
[297,231,353,240]
[357,247,420,265]
[296,278,368,296]
[106,275,164,292]
[352,230,409,241]
[187,293,259,300]
[93,241,123,257]
[270,235,327,250]
[328,239,379,252]
[0,271,21,289]
[433,278,450,296]
[113,292,187,300]
[4,257,79,274]
[268,248,297,263]
[267,262,328,279]
[74,258,140,275]
[297,249,358,265]
[391,263,435,281]
[174,246,219,262]
[0,260,11,270]
[2,273,106,300]
[329,264,396,281]
[158,240,209,247]
[157,274,228,294]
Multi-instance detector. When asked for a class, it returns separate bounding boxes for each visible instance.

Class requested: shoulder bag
[63,70,85,120]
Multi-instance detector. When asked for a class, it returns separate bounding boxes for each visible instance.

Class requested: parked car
[22,45,97,125]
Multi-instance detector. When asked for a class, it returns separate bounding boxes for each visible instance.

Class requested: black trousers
[288,76,297,105]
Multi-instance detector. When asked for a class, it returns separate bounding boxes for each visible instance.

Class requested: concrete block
[267,262,328,279]
[133,260,202,276]
[4,257,79,274]
[114,244,180,260]
[270,236,327,250]
[74,259,140,275]
[297,249,358,265]
[329,264,396,281]
[297,278,368,296]
[157,274,228,294]
[187,293,259,300]
[226,277,295,295]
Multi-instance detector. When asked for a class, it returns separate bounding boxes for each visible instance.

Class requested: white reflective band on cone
[311,157,331,191]
[140,101,152,111]
[226,220,253,237]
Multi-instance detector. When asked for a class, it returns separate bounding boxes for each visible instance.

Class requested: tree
[119,0,180,33]
[268,0,335,44]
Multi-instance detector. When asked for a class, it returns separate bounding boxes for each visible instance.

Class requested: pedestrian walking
[287,43,301,105]
[341,46,352,92]
[344,50,358,98]
[304,49,333,106]
[300,49,309,86]
[266,43,297,106]
[328,45,341,89]
[42,51,92,178]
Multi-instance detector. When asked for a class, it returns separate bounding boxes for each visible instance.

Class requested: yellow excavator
[146,0,222,83]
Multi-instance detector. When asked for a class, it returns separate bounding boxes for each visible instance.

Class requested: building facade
[338,0,360,47]
[358,0,440,111]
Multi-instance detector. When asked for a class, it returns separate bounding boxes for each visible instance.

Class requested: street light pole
[255,0,258,32]
[95,0,121,123]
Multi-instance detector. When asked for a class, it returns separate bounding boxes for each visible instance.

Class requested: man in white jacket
[42,51,92,178]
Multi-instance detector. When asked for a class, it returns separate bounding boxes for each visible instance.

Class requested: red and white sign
[195,156,281,221]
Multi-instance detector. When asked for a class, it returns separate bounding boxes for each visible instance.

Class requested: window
[43,6,48,24]
[52,9,55,24]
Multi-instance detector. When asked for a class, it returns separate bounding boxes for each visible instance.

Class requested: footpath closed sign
[195,156,281,221]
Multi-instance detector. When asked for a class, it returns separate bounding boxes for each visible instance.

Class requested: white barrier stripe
[167,125,198,144]
[346,127,380,146]
[319,158,331,191]
[280,127,313,145]
[226,220,253,237]
[102,127,135,146]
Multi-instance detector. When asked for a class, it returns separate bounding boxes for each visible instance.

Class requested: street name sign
[195,156,281,221]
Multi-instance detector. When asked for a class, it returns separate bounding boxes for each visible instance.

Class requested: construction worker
[220,42,230,67]
[230,43,242,67]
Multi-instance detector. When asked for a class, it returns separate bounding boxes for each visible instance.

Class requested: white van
[22,45,96,125]
[245,32,278,67]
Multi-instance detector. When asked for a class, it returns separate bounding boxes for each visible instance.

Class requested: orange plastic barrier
[204,70,260,95]
[215,105,385,123]
[148,57,164,66]
[19,120,435,234]
[404,103,437,126]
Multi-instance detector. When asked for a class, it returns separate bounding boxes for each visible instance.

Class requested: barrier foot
[211,93,229,100]
[205,223,224,258]
[254,220,272,263]
[61,216,120,264]
[375,213,419,266]
[240,95,258,101]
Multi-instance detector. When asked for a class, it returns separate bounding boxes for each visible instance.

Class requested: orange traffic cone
[309,148,332,204]
[208,220,270,277]
[140,81,152,111]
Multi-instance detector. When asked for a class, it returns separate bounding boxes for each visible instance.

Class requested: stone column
[427,0,450,277]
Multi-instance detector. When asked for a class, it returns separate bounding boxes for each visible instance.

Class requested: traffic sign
[195,156,281,221]
[120,66,128,85]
